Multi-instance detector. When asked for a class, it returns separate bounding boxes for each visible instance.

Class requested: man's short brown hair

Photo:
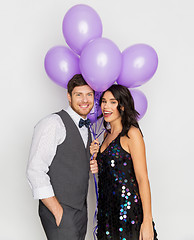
[67,74,90,96]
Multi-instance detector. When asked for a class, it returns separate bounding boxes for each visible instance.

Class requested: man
[27,74,98,240]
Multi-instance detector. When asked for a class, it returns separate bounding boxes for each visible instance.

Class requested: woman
[90,84,158,240]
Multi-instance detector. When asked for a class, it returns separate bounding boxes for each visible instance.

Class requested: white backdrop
[0,0,194,239]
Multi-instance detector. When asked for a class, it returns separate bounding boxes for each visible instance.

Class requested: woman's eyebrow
[102,97,116,100]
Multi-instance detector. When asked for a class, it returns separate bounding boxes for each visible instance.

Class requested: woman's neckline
[100,132,121,154]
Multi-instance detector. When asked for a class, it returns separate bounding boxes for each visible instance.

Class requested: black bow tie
[79,118,91,128]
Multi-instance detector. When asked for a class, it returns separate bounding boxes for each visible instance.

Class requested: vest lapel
[62,110,87,151]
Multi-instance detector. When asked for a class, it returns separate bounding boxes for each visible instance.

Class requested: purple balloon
[87,91,102,123]
[62,4,103,55]
[80,38,122,92]
[88,105,102,123]
[130,89,148,120]
[117,44,158,88]
[44,46,80,88]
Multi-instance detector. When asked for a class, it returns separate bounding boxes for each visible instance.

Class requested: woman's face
[101,91,121,123]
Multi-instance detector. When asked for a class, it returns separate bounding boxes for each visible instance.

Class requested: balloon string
[96,128,105,138]
[90,125,96,139]
[89,119,105,240]
[93,174,98,222]
[93,224,98,240]
[96,117,102,133]
[94,103,98,136]
[89,122,105,140]
[95,118,97,137]
[97,118,104,135]
[90,152,98,239]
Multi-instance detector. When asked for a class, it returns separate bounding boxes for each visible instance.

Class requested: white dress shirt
[26,106,89,199]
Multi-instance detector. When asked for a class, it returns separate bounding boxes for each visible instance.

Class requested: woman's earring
[120,106,124,111]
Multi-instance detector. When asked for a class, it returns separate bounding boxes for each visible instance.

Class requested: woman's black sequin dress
[96,134,158,240]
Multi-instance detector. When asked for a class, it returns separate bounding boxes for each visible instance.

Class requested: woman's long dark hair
[99,84,141,137]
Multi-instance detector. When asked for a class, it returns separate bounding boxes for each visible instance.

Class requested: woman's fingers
[90,138,100,156]
[90,160,98,173]
[91,138,100,146]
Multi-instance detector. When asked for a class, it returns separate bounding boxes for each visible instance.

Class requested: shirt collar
[65,106,87,127]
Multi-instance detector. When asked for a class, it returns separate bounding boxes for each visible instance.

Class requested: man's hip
[39,200,88,240]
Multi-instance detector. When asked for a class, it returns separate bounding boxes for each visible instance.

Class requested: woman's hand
[90,138,99,159]
[139,220,154,240]
[90,159,98,174]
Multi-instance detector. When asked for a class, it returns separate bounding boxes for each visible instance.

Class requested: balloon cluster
[44,4,158,120]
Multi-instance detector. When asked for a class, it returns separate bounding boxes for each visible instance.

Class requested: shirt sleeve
[26,114,66,199]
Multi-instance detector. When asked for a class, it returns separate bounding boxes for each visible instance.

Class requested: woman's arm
[127,126,154,240]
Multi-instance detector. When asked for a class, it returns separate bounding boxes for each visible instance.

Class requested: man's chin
[81,107,94,115]
[71,105,93,117]
[79,108,92,115]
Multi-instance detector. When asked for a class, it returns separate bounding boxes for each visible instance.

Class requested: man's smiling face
[68,85,94,118]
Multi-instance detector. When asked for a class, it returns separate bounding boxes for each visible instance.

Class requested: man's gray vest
[48,110,92,210]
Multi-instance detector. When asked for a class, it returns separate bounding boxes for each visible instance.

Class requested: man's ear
[67,93,71,103]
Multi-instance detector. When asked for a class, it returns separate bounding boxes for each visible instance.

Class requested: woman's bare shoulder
[127,126,142,140]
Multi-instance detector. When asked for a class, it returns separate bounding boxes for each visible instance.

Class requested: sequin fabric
[97,134,158,240]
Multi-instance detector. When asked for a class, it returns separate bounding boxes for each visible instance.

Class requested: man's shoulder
[35,112,65,130]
